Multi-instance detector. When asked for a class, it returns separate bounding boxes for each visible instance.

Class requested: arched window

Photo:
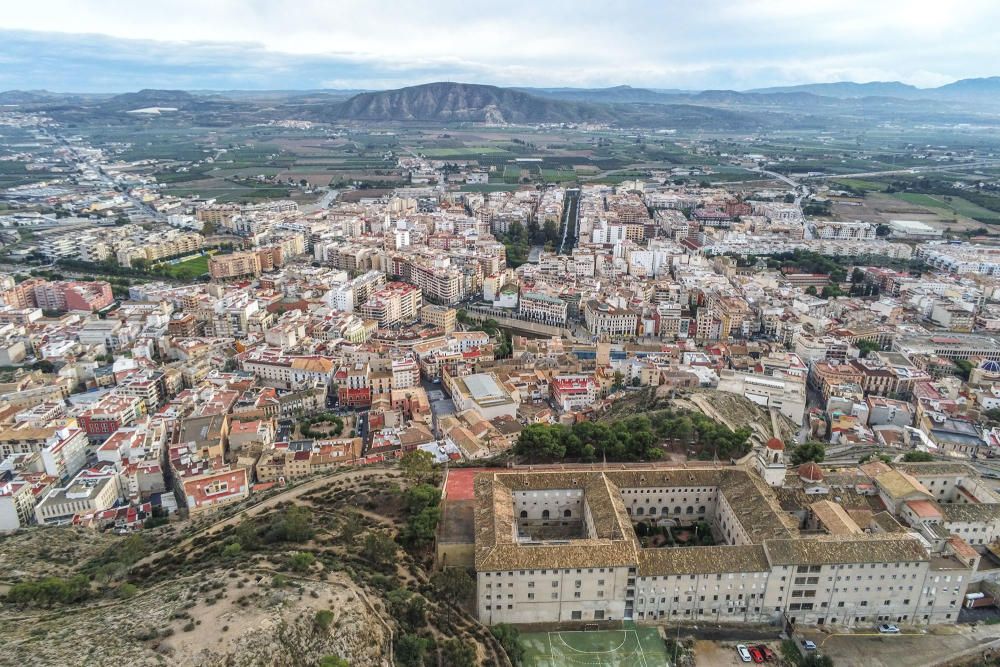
[773,452,780,464]
[674,506,682,514]
[636,507,644,516]
[698,506,706,514]
[520,510,528,518]
[542,509,550,519]
[563,509,572,518]
[686,506,694,515]
[662,507,670,516]
[649,507,657,515]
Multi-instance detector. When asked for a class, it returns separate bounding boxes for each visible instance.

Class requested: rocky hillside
[0,468,504,666]
[328,81,616,123]
[1,565,390,667]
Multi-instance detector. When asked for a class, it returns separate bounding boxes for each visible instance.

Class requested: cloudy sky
[1,0,998,92]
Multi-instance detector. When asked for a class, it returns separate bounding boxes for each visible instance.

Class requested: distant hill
[0,89,62,105]
[98,89,202,112]
[517,85,679,105]
[748,81,922,99]
[933,76,1000,101]
[322,82,781,129]
[326,82,616,123]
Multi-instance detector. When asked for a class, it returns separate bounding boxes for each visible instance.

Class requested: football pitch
[520,626,670,666]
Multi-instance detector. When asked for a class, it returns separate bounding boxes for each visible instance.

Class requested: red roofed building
[551,375,598,412]
[78,393,147,441]
[169,442,249,514]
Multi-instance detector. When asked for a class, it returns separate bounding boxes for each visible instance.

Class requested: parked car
[801,639,817,651]
[737,644,752,662]
[748,646,765,663]
[877,624,900,634]
[756,645,776,661]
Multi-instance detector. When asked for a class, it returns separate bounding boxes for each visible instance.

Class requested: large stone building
[465,461,979,629]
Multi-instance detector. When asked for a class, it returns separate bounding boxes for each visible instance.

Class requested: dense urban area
[4,79,1000,667]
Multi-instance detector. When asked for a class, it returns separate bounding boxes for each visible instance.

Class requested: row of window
[625,505,707,516]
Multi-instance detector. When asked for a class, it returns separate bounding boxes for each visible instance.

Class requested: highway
[801,159,1000,181]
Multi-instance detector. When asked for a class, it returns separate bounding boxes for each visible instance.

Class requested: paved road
[803,159,1000,181]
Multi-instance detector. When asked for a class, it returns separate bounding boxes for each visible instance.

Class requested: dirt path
[135,466,401,569]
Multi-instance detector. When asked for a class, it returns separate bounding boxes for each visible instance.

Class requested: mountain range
[5,76,1000,129]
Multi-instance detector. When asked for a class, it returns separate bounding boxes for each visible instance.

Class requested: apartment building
[519,291,569,326]
[209,251,262,280]
[77,393,147,441]
[254,438,363,482]
[420,304,457,334]
[28,280,114,313]
[551,375,598,412]
[169,442,250,514]
[34,466,122,525]
[357,282,422,328]
[584,300,639,338]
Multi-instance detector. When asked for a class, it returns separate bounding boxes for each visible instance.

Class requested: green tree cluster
[513,412,752,463]
[491,624,525,666]
[902,451,934,462]
[790,442,826,466]
[387,588,427,631]
[6,575,92,607]
[766,250,849,283]
[399,483,442,551]
[299,412,344,438]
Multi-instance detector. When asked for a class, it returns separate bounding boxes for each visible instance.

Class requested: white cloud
[1,1,998,89]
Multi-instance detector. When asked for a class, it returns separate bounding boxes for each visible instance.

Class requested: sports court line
[553,630,629,654]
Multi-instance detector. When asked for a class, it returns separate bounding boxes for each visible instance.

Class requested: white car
[801,639,817,651]
[877,624,900,634]
[736,644,752,662]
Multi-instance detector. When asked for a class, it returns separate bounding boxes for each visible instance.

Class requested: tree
[953,359,974,381]
[790,442,826,466]
[387,589,426,631]
[403,483,440,515]
[6,575,92,607]
[805,286,817,296]
[339,511,363,543]
[394,634,430,667]
[984,408,1000,424]
[287,551,315,572]
[362,531,398,571]
[801,654,834,667]
[441,639,476,667]
[399,449,434,483]
[314,609,335,630]
[514,423,567,462]
[492,624,525,665]
[319,656,350,667]
[903,451,934,462]
[857,340,880,358]
[400,505,440,551]
[431,568,475,606]
[262,506,314,543]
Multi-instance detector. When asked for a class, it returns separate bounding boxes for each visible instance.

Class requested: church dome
[766,438,785,451]
[798,462,824,482]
